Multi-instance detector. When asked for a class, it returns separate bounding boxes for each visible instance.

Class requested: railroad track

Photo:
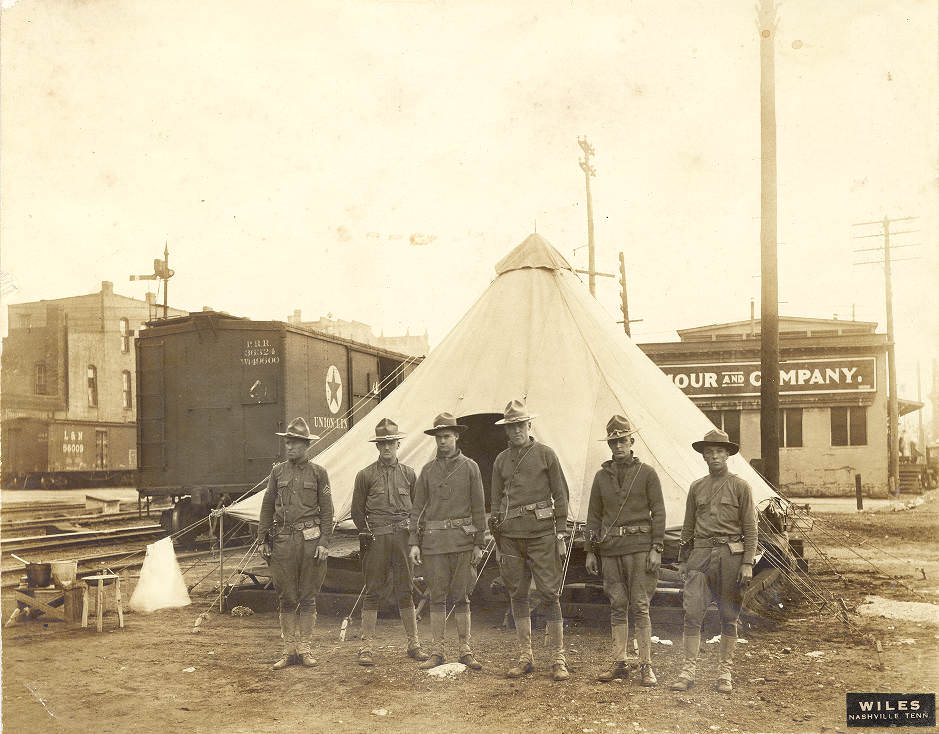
[1,542,252,589]
[1,509,162,535]
[1,525,165,555]
[1,502,88,517]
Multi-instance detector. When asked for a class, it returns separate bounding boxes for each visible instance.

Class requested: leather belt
[370,520,409,536]
[606,523,651,536]
[426,516,473,530]
[694,534,743,547]
[503,500,552,520]
[275,520,320,533]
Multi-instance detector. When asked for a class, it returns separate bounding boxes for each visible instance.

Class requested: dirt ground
[3,493,938,734]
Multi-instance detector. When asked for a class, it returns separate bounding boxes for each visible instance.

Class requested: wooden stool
[81,574,124,632]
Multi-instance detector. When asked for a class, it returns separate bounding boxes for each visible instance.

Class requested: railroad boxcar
[135,311,419,534]
[1,417,137,488]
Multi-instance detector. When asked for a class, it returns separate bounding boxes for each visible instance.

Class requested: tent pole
[219,511,224,612]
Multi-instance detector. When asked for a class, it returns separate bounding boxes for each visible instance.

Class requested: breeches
[499,534,563,620]
[601,551,657,626]
[269,529,327,613]
[682,545,743,634]
[362,529,414,610]
[423,550,476,608]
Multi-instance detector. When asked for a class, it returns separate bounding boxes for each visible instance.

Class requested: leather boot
[597,623,629,682]
[428,608,446,660]
[358,609,377,666]
[669,631,699,690]
[272,612,297,670]
[716,634,736,692]
[638,663,657,687]
[418,653,445,670]
[506,600,534,678]
[455,610,482,669]
[401,604,429,661]
[297,611,317,666]
[635,623,655,686]
[547,620,570,681]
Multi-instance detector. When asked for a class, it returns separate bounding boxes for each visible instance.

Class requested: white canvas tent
[224,233,780,529]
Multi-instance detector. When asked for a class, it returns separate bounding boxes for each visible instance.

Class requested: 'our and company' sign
[659,357,876,397]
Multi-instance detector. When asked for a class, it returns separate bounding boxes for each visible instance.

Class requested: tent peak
[494,233,575,275]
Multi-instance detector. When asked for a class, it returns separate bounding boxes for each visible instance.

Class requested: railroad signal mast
[130,244,175,320]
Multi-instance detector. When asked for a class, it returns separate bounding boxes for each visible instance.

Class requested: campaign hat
[424,412,469,436]
[275,417,319,442]
[691,428,739,456]
[494,399,537,425]
[602,415,638,441]
[368,417,406,443]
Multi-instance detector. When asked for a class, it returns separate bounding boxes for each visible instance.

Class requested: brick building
[638,316,920,497]
[1,282,186,485]
[286,310,429,358]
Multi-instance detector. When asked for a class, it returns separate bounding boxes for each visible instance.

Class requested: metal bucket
[50,560,78,588]
[25,563,52,588]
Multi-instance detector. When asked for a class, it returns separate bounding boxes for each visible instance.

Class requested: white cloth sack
[129,536,191,613]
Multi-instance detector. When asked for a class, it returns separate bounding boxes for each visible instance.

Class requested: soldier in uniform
[490,399,571,681]
[351,418,429,666]
[257,417,332,670]
[408,413,487,670]
[585,415,665,686]
[670,428,758,694]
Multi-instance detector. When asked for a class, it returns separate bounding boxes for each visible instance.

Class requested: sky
[1,0,936,424]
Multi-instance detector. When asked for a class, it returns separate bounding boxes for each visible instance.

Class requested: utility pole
[884,219,898,490]
[577,136,598,296]
[917,360,925,461]
[757,0,780,488]
[616,251,643,336]
[619,252,631,336]
[853,214,920,495]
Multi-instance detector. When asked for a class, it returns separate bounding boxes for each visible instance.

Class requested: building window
[703,410,741,446]
[18,314,31,330]
[120,318,130,353]
[831,406,867,446]
[35,362,47,395]
[778,408,803,448]
[121,370,133,410]
[87,365,98,408]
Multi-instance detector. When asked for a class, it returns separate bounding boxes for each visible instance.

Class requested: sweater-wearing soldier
[585,415,665,686]
[351,418,429,666]
[408,413,487,670]
[670,428,758,694]
[490,399,571,681]
[257,417,332,670]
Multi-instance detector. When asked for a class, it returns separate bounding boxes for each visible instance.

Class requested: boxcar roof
[138,310,422,363]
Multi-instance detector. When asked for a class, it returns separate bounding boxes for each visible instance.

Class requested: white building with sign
[638,316,918,497]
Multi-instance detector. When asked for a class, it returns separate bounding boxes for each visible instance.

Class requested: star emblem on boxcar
[326,365,343,414]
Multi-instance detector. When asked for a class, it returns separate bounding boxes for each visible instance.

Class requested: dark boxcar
[1,417,136,488]
[135,311,418,532]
